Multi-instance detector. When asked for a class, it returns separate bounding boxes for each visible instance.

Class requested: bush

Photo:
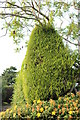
[12,24,77,105]
[0,92,80,119]
[2,86,13,103]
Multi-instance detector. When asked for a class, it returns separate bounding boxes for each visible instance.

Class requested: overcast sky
[0,34,26,75]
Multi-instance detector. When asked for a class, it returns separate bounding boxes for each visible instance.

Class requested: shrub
[13,24,77,104]
[2,86,13,103]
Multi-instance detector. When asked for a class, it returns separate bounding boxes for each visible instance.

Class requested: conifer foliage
[13,24,77,105]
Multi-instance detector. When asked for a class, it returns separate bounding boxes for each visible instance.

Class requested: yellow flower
[57,115,60,120]
[26,103,29,108]
[6,109,9,113]
[10,110,12,113]
[66,97,69,101]
[75,107,78,110]
[53,100,55,106]
[73,102,77,107]
[40,107,43,112]
[45,106,48,110]
[50,99,53,103]
[37,113,41,118]
[54,108,57,112]
[69,115,73,119]
[64,103,68,107]
[0,112,5,116]
[76,100,78,103]
[14,105,17,110]
[37,99,41,104]
[58,97,61,101]
[52,111,56,115]
[49,99,55,106]
[13,113,16,118]
[64,97,69,101]
[58,104,61,109]
[17,108,21,116]
[59,109,61,114]
[18,111,21,116]
[62,107,65,114]
[33,100,36,103]
[36,105,40,111]
[32,107,35,112]
[69,111,73,115]
[71,93,75,97]
[39,101,43,106]
[70,107,73,111]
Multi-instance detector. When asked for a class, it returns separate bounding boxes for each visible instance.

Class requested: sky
[0,34,26,75]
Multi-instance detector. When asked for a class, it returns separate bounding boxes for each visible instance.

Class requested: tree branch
[0,7,15,8]
[6,1,43,22]
[32,6,49,21]
[0,29,7,37]
[7,1,31,9]
[0,13,36,20]
[62,37,80,46]
[0,1,49,22]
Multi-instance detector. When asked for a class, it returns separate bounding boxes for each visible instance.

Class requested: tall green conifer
[13,24,77,105]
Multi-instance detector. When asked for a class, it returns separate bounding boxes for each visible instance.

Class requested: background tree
[0,66,17,104]
[2,66,17,86]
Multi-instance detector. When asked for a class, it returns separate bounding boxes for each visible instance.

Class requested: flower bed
[0,92,80,120]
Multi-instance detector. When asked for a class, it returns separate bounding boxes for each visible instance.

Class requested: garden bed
[0,91,80,120]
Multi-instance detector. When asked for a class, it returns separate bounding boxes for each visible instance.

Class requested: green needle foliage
[12,24,77,105]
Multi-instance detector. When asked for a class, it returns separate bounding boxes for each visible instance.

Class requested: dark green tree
[12,24,78,105]
[2,66,17,86]
[1,66,17,103]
